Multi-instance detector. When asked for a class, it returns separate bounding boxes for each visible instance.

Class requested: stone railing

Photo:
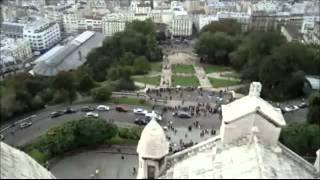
[161,136,221,173]
[278,142,318,177]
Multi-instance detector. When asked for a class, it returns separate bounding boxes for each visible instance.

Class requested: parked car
[133,108,147,115]
[134,117,147,126]
[116,105,129,112]
[284,105,299,112]
[0,134,5,141]
[64,107,77,114]
[86,112,99,118]
[176,111,191,118]
[298,102,308,109]
[145,111,162,121]
[19,121,33,129]
[80,106,95,112]
[96,105,110,111]
[51,111,64,118]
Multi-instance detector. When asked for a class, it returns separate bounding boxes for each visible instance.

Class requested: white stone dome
[137,119,169,159]
[0,142,55,179]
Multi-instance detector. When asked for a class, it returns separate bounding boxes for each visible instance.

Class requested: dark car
[64,107,77,114]
[80,106,95,112]
[116,105,129,112]
[50,111,64,118]
[134,118,147,126]
[298,102,308,109]
[177,111,191,118]
[145,116,152,122]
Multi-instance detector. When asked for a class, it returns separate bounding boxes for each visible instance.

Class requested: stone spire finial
[249,82,262,97]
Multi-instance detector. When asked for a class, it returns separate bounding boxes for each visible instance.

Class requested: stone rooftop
[0,142,55,179]
[159,135,318,179]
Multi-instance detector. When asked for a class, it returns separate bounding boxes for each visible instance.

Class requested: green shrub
[30,118,118,159]
[139,99,145,104]
[118,127,142,140]
[92,85,112,101]
[280,123,320,160]
[28,148,48,165]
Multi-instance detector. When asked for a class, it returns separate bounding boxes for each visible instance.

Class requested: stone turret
[137,118,169,179]
[249,82,262,97]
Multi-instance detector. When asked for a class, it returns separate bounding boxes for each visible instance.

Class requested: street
[1,103,222,147]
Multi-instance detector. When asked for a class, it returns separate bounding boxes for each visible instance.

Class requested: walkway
[160,55,172,88]
[193,65,212,88]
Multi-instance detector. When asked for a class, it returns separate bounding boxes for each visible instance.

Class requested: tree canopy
[307,92,320,125]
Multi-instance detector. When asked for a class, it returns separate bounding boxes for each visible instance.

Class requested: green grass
[172,65,195,74]
[209,78,241,88]
[110,97,148,106]
[106,134,138,146]
[150,62,162,72]
[204,65,231,74]
[172,75,200,87]
[27,148,48,165]
[133,76,160,86]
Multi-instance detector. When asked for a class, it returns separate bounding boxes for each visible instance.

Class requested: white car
[133,108,148,115]
[145,111,162,121]
[96,105,110,111]
[284,105,299,112]
[86,112,99,118]
[19,121,33,129]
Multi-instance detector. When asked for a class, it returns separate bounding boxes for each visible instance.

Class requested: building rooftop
[159,135,318,179]
[305,75,320,90]
[0,22,25,35]
[32,31,104,76]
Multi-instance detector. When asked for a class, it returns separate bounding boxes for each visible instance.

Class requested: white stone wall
[221,113,255,144]
[253,114,281,146]
[137,157,160,179]
[221,113,281,146]
[171,16,193,37]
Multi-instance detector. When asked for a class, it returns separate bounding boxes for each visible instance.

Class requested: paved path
[160,55,172,88]
[50,150,138,179]
[207,71,240,81]
[193,65,212,88]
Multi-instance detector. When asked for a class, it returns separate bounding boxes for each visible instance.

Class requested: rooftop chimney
[249,82,262,97]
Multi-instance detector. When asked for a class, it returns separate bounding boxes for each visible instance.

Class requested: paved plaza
[50,150,138,179]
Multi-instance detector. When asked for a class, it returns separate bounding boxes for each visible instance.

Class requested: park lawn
[204,65,231,74]
[132,76,160,86]
[150,62,162,72]
[172,64,195,74]
[172,75,200,87]
[209,78,241,88]
[110,97,148,106]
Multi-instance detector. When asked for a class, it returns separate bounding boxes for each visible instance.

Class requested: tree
[307,92,320,125]
[133,56,151,74]
[126,19,155,35]
[78,74,96,93]
[52,89,70,104]
[201,19,242,36]
[280,123,320,159]
[53,71,76,92]
[115,77,136,91]
[195,32,237,65]
[92,85,112,102]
